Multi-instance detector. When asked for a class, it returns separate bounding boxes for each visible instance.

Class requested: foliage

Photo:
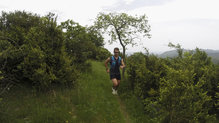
[0,10,112,90]
[95,12,151,46]
[126,45,218,122]
[152,58,215,122]
[0,11,79,90]
[0,71,2,103]
[127,52,166,98]
[0,71,3,80]
[95,47,112,61]
[59,20,105,63]
[168,42,183,58]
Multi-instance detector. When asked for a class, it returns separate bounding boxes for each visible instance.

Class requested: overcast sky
[1,0,219,53]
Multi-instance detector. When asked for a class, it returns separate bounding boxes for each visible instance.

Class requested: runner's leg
[112,78,118,90]
[115,80,120,90]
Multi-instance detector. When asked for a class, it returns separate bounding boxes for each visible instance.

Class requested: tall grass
[119,78,153,123]
[0,61,126,123]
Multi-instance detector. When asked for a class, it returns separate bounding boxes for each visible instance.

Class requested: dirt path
[116,96,132,123]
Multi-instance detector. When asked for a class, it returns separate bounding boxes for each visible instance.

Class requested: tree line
[0,11,111,90]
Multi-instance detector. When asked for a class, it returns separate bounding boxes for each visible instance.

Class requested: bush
[126,52,166,98]
[126,48,217,122]
[150,62,215,122]
[0,11,79,90]
[95,47,112,61]
[60,20,105,64]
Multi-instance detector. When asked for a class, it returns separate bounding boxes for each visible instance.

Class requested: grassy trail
[75,61,132,122]
[0,61,132,123]
[116,96,131,123]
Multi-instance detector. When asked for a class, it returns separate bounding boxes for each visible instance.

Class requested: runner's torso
[110,56,121,75]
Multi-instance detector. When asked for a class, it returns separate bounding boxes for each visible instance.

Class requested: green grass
[0,61,127,123]
[118,78,153,123]
[0,84,78,122]
[71,61,126,123]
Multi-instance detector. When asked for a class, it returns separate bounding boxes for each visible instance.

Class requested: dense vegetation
[0,11,111,90]
[125,45,219,122]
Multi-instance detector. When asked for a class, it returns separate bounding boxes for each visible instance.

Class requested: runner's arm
[104,57,110,71]
[120,59,125,68]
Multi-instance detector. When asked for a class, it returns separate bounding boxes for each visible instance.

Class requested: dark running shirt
[110,56,121,75]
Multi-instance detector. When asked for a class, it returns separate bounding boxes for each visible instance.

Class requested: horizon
[125,48,219,55]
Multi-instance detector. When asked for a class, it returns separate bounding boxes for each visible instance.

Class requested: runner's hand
[120,66,125,69]
[106,69,110,73]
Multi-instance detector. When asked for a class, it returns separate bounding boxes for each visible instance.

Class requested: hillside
[159,49,219,64]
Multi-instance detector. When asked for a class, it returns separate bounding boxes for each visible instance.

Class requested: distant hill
[159,49,219,64]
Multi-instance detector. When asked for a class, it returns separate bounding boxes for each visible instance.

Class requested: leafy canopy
[95,12,151,47]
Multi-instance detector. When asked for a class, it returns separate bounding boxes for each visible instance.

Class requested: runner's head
[114,47,120,57]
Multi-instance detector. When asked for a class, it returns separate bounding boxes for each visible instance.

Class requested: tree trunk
[114,28,126,79]
[122,46,126,79]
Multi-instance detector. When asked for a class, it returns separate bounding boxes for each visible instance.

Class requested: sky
[1,0,219,54]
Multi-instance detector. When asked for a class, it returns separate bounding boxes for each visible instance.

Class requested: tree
[0,11,42,82]
[87,26,104,47]
[168,42,183,58]
[59,20,105,64]
[0,11,79,90]
[94,12,151,77]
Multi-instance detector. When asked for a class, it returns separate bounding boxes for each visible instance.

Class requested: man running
[104,47,125,95]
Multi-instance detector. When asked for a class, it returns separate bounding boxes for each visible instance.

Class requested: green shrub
[95,47,112,61]
[0,11,79,90]
[127,52,166,99]
[126,48,217,122]
[151,64,215,122]
[60,20,104,64]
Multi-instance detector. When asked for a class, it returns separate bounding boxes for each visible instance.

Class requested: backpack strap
[110,56,115,68]
[110,56,122,69]
[118,56,121,66]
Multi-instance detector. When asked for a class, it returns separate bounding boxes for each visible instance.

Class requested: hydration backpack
[110,56,121,69]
